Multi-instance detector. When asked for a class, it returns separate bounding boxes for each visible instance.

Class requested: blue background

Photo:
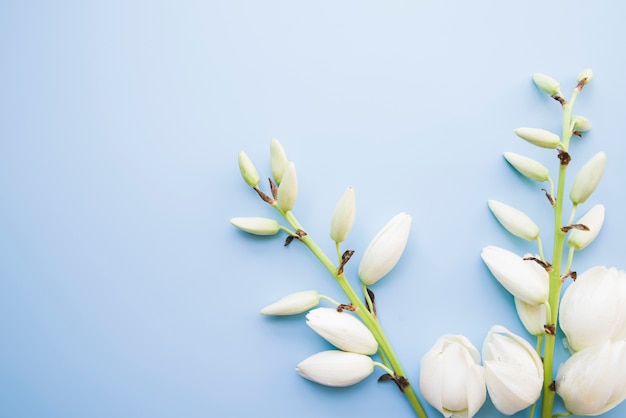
[1,1,625,417]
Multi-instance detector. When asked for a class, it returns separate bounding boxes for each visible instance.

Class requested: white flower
[567,204,605,251]
[532,73,562,97]
[306,308,378,355]
[296,350,374,387]
[487,200,540,241]
[230,217,280,235]
[569,151,606,205]
[358,212,412,285]
[238,150,260,187]
[514,127,561,149]
[559,266,626,352]
[556,341,626,416]
[503,152,550,183]
[270,138,288,184]
[420,335,486,418]
[260,290,320,315]
[482,325,543,415]
[277,162,297,212]
[480,246,548,305]
[514,297,547,336]
[330,186,356,243]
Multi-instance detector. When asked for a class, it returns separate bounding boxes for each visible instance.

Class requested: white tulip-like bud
[514,127,561,149]
[570,152,606,205]
[277,162,298,212]
[559,266,626,352]
[306,308,378,355]
[481,246,549,305]
[532,73,562,97]
[296,350,374,387]
[270,138,288,184]
[556,341,626,416]
[567,204,605,251]
[260,290,320,315]
[420,335,486,418]
[330,186,356,243]
[230,217,280,236]
[482,325,543,415]
[238,150,260,187]
[577,68,593,87]
[572,115,592,132]
[514,297,547,336]
[358,212,412,285]
[503,152,550,182]
[487,200,540,241]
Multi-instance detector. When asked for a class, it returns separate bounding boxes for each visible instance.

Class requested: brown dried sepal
[549,380,557,391]
[284,235,295,246]
[268,178,279,200]
[542,188,555,206]
[561,223,590,233]
[523,256,553,272]
[337,250,355,276]
[552,95,567,106]
[572,129,583,138]
[254,187,276,205]
[558,149,571,166]
[336,303,356,313]
[544,324,557,336]
[378,373,409,393]
[365,288,377,318]
[561,270,577,283]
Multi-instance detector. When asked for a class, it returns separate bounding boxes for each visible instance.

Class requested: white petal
[260,290,320,315]
[306,308,378,355]
[296,350,374,387]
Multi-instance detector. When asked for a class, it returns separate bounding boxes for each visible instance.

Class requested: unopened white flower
[482,325,543,415]
[481,246,549,305]
[296,350,374,387]
[238,150,260,187]
[577,68,593,87]
[514,127,561,149]
[572,115,592,132]
[556,341,626,416]
[503,152,550,182]
[420,335,486,418]
[514,297,547,336]
[277,162,297,212]
[488,200,540,241]
[230,217,280,236]
[570,152,606,205]
[260,290,320,315]
[567,204,605,251]
[270,138,288,184]
[330,186,356,243]
[358,212,412,285]
[560,266,626,352]
[532,73,562,97]
[306,308,378,355]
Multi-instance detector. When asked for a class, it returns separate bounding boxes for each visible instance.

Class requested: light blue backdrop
[1,1,625,417]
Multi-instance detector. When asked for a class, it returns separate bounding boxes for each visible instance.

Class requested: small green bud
[230,217,280,235]
[503,152,550,182]
[577,69,593,87]
[533,73,563,97]
[567,204,605,251]
[277,162,298,212]
[238,150,260,187]
[514,127,561,149]
[572,115,592,132]
[570,152,606,204]
[488,200,540,241]
[270,138,288,184]
[330,186,356,243]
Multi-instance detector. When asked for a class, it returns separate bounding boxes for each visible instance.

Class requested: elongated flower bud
[482,325,543,415]
[571,115,592,132]
[577,68,593,87]
[514,127,561,149]
[330,186,356,243]
[532,73,562,97]
[306,308,378,355]
[488,200,540,241]
[238,150,260,187]
[270,138,288,184]
[260,290,320,315]
[570,152,606,204]
[481,246,548,305]
[503,152,550,182]
[567,204,605,251]
[277,162,297,212]
[514,297,547,336]
[358,212,412,285]
[296,350,374,387]
[230,217,280,235]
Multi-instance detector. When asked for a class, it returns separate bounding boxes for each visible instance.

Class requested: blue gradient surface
[1,1,625,417]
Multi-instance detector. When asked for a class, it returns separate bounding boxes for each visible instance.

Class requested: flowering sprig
[231,138,427,417]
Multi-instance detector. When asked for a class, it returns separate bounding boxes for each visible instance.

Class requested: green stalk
[283,210,428,418]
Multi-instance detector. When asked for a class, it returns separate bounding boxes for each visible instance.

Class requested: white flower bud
[572,115,592,132]
[577,68,593,87]
[488,200,540,241]
[570,151,606,205]
[420,335,486,418]
[567,204,605,251]
[270,138,288,184]
[230,217,280,235]
[514,127,561,149]
[330,186,356,243]
[277,162,297,212]
[238,150,260,187]
[296,350,374,387]
[556,341,626,416]
[532,73,562,97]
[306,308,378,355]
[503,152,550,182]
[514,297,547,336]
[481,246,548,305]
[559,266,626,352]
[482,325,543,415]
[260,290,320,315]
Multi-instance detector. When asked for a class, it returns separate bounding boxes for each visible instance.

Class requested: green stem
[282,210,428,418]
